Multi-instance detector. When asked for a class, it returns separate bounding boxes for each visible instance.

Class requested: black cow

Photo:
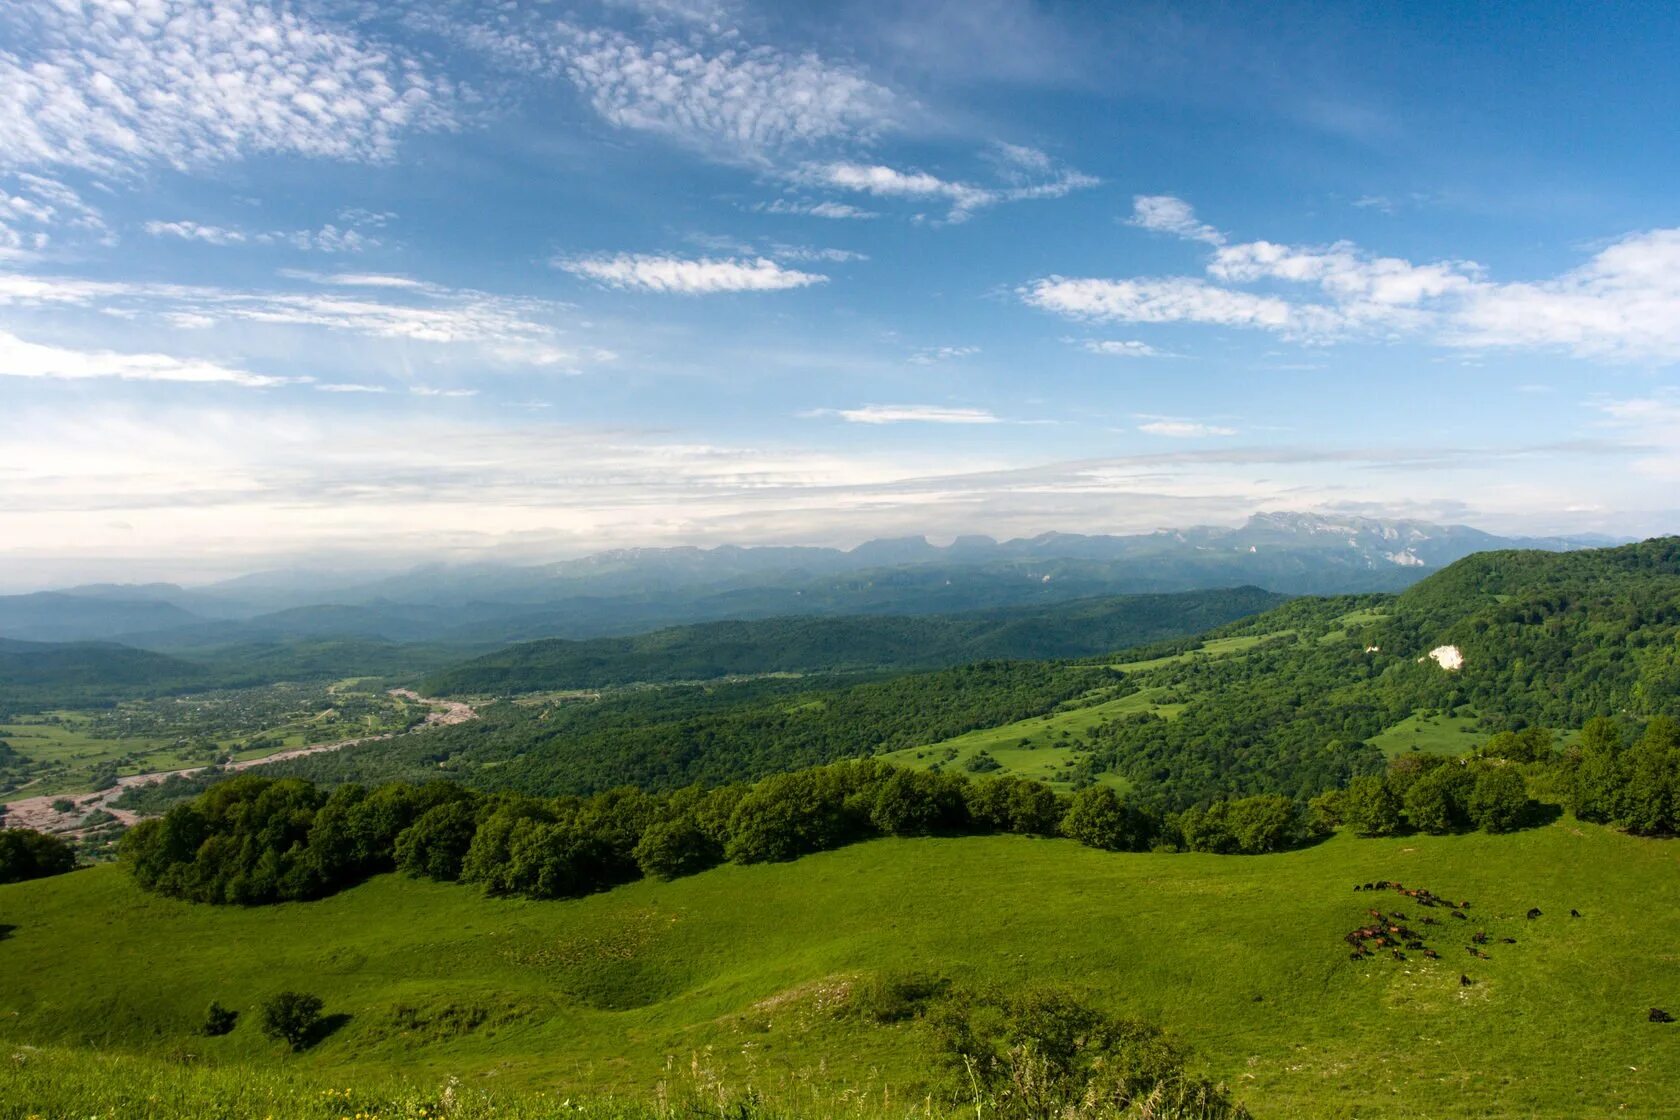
[1570,909,1582,918]
[1650,1008,1674,1023]
[1460,974,1473,987]
[1527,907,1543,920]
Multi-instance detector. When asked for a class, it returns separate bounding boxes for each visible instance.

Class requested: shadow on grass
[302,1012,352,1050]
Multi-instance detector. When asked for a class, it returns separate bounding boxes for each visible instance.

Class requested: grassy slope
[4,824,1678,1119]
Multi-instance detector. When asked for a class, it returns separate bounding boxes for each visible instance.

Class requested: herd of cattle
[1344,879,1672,1023]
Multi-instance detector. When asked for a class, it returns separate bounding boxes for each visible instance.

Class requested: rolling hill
[1,824,1676,1118]
[420,587,1289,695]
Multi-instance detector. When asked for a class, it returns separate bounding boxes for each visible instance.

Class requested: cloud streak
[556,253,826,293]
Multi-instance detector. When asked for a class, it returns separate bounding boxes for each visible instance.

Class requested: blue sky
[2,0,1679,587]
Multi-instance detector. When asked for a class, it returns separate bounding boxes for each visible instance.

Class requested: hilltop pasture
[2,821,1677,1119]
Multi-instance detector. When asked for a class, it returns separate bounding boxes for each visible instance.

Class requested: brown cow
[1460,974,1473,987]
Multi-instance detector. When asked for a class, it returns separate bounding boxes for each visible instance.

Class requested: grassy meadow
[3,822,1677,1118]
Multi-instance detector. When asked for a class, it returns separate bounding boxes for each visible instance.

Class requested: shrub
[0,828,76,884]
[201,1001,238,1037]
[633,815,720,880]
[260,991,324,1051]
[1061,786,1156,852]
[928,986,1249,1120]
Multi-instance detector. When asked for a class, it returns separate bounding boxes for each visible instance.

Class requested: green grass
[3,823,1678,1118]
[1368,710,1487,758]
[880,688,1180,790]
[1105,634,1272,674]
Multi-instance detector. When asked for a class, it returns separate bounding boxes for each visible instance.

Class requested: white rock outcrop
[1419,644,1464,671]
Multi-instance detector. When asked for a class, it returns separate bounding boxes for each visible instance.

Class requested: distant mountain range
[0,513,1623,648]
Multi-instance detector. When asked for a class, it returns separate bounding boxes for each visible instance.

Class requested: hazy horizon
[0,508,1646,596]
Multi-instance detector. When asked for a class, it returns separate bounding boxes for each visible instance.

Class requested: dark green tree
[260,991,324,1051]
[1466,766,1529,833]
[1343,775,1403,837]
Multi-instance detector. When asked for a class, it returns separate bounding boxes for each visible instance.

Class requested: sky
[2,0,1680,589]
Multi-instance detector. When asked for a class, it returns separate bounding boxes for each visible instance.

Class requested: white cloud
[1034,197,1680,360]
[0,269,603,367]
[1022,276,1304,330]
[146,219,380,253]
[909,345,980,365]
[316,382,388,394]
[145,220,246,246]
[0,0,450,175]
[0,328,289,387]
[1,172,108,256]
[1137,418,1237,438]
[534,22,898,161]
[1209,239,1480,306]
[1450,229,1680,361]
[1129,195,1225,245]
[556,253,826,293]
[760,199,879,220]
[1080,339,1166,357]
[807,160,1096,222]
[819,404,1000,424]
[295,273,427,290]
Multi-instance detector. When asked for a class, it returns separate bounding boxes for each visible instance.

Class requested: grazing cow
[1350,951,1364,961]
[1460,974,1473,987]
[1369,909,1386,921]
[1405,940,1425,950]
[1500,937,1516,944]
[1571,909,1582,918]
[1460,900,1472,909]
[1392,949,1406,961]
[1451,911,1468,921]
[1472,931,1488,944]
[1423,949,1440,960]
[1468,947,1489,959]
[1527,907,1543,920]
[1649,1008,1674,1023]
[1392,911,1408,920]
[1422,916,1439,926]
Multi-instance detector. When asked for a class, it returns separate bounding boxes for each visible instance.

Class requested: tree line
[121,763,1342,907]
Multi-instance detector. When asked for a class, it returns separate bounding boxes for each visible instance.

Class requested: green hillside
[0,638,211,712]
[161,538,1670,815]
[3,823,1677,1118]
[420,588,1288,696]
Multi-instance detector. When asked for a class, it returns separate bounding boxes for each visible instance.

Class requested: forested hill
[420,587,1288,695]
[128,537,1680,813]
[1088,536,1680,805]
[0,638,211,710]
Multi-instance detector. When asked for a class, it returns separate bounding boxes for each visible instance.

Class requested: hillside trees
[0,828,76,883]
